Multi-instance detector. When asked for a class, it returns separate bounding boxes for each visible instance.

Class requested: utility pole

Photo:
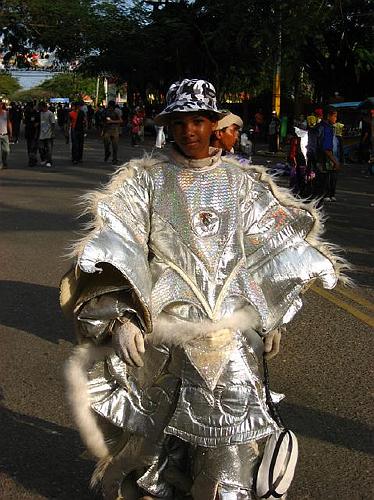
[272,8,281,116]
[95,76,100,107]
[103,77,108,106]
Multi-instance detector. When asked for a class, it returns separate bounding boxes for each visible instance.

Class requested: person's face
[170,113,217,159]
[215,124,240,152]
[328,112,338,125]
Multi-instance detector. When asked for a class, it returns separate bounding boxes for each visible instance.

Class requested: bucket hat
[154,79,227,125]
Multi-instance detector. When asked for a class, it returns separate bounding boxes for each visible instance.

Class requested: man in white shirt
[39,101,56,167]
[0,101,12,170]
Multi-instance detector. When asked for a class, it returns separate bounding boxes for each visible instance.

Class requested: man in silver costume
[61,79,348,500]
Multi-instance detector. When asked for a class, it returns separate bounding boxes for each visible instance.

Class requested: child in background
[334,121,345,165]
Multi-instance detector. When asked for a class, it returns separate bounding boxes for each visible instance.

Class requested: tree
[1,0,372,107]
[0,72,21,98]
[38,73,101,100]
[11,88,53,102]
[0,0,96,60]
[301,0,374,100]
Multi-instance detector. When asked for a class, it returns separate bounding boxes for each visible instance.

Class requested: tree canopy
[1,0,373,105]
[9,73,104,102]
[0,72,21,99]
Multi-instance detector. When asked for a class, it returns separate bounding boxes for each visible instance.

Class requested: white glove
[264,328,282,360]
[112,318,145,367]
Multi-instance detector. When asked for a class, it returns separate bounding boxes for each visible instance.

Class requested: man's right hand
[112,319,145,367]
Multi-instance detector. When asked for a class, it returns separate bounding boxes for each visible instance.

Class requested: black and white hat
[154,79,227,125]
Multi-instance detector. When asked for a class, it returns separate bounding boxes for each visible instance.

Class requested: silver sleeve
[76,290,142,344]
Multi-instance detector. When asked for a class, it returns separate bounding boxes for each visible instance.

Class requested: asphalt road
[1,130,373,499]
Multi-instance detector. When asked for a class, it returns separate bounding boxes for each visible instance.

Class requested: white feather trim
[64,343,113,459]
[151,307,260,346]
[65,154,165,260]
[224,157,352,286]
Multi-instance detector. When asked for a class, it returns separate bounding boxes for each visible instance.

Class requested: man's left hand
[264,328,282,360]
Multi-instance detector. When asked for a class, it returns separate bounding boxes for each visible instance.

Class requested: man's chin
[180,144,208,159]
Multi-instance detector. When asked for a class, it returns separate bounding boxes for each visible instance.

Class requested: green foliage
[38,73,100,99]
[11,88,53,102]
[1,0,373,103]
[0,0,96,59]
[0,72,21,98]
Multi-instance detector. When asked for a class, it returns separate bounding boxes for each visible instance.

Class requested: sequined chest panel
[149,163,246,315]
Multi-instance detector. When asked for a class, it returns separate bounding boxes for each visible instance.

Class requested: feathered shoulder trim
[223,156,352,286]
[66,154,168,260]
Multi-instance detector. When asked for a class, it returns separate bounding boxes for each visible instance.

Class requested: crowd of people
[0,99,155,169]
[1,99,373,209]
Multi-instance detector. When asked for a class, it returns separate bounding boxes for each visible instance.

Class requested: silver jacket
[64,148,341,452]
[76,148,337,333]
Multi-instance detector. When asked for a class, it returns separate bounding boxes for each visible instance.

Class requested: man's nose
[182,121,195,136]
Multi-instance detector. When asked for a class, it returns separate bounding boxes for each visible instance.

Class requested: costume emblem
[192,210,220,237]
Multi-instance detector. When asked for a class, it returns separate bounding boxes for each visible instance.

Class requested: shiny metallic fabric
[68,150,339,498]
[87,331,276,446]
[77,150,336,335]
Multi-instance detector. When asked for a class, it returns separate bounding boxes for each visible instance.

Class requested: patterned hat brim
[154,100,227,125]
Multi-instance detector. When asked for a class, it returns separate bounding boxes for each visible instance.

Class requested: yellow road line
[335,285,374,312]
[311,286,374,328]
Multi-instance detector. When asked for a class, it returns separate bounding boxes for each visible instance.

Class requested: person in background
[23,101,40,167]
[155,124,166,149]
[138,106,146,142]
[9,102,22,143]
[359,110,372,164]
[0,100,12,170]
[63,104,70,144]
[131,107,143,148]
[57,104,65,131]
[268,110,280,153]
[334,120,345,166]
[280,114,288,145]
[38,101,56,168]
[70,101,87,165]
[254,108,265,140]
[95,105,105,134]
[87,105,94,129]
[102,100,123,165]
[288,131,299,194]
[295,114,307,130]
[211,112,243,153]
[315,107,341,202]
[314,108,323,124]
[305,109,324,199]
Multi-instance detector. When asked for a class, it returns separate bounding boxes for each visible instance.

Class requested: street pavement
[1,130,373,499]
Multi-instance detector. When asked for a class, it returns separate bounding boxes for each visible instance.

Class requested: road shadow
[281,401,374,456]
[0,280,74,344]
[0,391,372,499]
[0,202,78,232]
[0,402,100,499]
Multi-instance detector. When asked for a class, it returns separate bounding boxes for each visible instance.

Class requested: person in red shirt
[131,108,143,147]
[69,101,86,164]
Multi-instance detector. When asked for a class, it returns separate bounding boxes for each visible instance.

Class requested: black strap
[263,356,284,428]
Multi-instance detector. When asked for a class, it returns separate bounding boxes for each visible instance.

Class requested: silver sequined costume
[61,148,344,499]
